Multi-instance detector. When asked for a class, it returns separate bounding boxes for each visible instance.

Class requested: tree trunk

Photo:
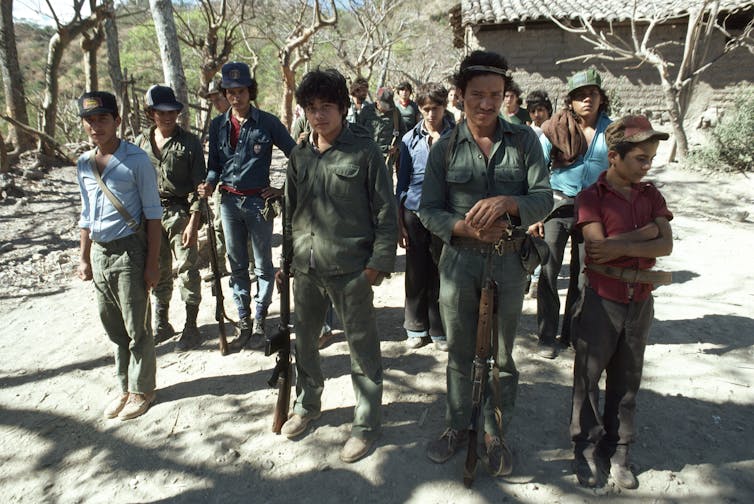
[104,0,123,97]
[149,0,190,130]
[81,29,104,92]
[41,32,66,156]
[657,63,689,161]
[0,0,35,154]
[279,60,296,130]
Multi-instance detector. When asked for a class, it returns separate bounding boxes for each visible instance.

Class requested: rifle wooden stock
[201,198,229,355]
[463,277,497,488]
[267,196,292,434]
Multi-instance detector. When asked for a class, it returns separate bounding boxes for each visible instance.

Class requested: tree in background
[0,0,35,159]
[550,0,754,160]
[149,0,189,129]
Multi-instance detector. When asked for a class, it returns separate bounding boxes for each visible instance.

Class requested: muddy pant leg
[570,287,620,452]
[603,295,653,449]
[152,221,173,306]
[92,236,156,394]
[162,208,201,306]
[537,216,574,344]
[327,270,383,442]
[561,229,585,345]
[439,247,483,431]
[484,253,527,436]
[292,270,327,416]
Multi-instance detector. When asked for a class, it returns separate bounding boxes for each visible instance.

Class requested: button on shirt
[206,107,296,190]
[540,112,612,197]
[420,118,553,244]
[396,118,454,211]
[576,171,674,303]
[135,125,206,213]
[77,140,163,243]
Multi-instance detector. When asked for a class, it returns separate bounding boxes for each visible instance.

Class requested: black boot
[176,304,201,352]
[154,302,175,344]
[229,316,252,352]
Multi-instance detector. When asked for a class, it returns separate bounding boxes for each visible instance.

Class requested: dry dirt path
[1,158,753,503]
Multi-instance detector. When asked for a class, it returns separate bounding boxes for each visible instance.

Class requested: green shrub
[689,88,754,172]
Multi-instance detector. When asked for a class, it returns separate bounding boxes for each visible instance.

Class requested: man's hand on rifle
[274,269,289,291]
[465,195,518,231]
[261,186,283,199]
[197,181,214,198]
[528,221,545,238]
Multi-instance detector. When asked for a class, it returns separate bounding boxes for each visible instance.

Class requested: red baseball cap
[606,115,669,150]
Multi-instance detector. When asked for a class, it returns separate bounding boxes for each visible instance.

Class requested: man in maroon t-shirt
[570,115,673,490]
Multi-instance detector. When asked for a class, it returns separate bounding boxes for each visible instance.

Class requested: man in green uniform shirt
[135,85,206,351]
[357,86,406,170]
[420,51,552,476]
[279,68,398,464]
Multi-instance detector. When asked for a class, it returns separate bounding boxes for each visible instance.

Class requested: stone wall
[467,21,754,128]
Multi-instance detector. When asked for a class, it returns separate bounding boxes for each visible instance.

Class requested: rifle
[201,197,229,355]
[463,276,498,488]
[266,196,292,434]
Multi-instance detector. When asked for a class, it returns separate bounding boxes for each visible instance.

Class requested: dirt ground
[1,145,753,504]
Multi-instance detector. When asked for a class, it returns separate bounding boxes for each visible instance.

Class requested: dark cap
[605,115,670,150]
[78,91,118,117]
[145,85,183,112]
[568,69,602,93]
[221,61,253,88]
[376,87,394,111]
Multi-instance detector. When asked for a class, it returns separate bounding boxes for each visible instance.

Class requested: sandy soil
[1,147,753,504]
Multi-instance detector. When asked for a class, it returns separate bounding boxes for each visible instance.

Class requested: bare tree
[252,0,337,129]
[80,0,105,92]
[330,0,409,84]
[149,0,189,129]
[550,0,754,160]
[0,0,35,156]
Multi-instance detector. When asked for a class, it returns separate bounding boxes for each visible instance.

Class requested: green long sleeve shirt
[284,123,398,276]
[135,125,206,214]
[419,118,552,244]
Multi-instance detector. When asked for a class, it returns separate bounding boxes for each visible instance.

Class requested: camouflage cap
[605,115,670,150]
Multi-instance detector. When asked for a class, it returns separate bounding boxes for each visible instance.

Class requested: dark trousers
[402,208,444,338]
[537,214,584,346]
[570,287,654,457]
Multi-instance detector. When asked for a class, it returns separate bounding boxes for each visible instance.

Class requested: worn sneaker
[485,434,513,476]
[340,436,375,463]
[433,339,449,352]
[536,340,559,359]
[103,392,129,419]
[427,428,468,464]
[610,463,638,489]
[405,336,427,349]
[248,317,266,349]
[280,412,322,438]
[118,391,156,421]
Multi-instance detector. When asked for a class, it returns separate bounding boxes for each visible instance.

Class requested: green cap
[568,69,602,93]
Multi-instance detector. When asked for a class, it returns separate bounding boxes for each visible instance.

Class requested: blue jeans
[220,192,274,319]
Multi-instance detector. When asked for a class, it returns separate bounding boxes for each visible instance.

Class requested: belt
[586,263,673,286]
[451,235,525,255]
[220,185,264,196]
[160,195,189,207]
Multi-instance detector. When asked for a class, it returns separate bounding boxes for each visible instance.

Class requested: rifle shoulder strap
[88,148,139,231]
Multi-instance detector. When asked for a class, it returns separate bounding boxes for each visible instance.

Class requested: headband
[464,65,508,76]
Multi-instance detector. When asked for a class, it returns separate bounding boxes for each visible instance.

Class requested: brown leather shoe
[340,436,375,463]
[280,412,322,438]
[485,433,513,476]
[118,391,156,421]
[103,392,129,419]
[426,428,468,464]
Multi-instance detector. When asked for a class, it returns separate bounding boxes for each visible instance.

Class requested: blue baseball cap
[221,62,253,88]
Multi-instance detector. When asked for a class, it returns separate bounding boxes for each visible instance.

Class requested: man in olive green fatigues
[420,51,552,476]
[280,68,398,464]
[357,87,406,169]
[135,85,206,351]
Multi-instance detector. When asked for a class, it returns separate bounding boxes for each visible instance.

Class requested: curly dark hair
[452,50,511,94]
[525,89,553,116]
[415,82,448,107]
[564,87,610,120]
[295,68,350,118]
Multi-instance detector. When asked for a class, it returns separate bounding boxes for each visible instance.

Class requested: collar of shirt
[594,170,653,199]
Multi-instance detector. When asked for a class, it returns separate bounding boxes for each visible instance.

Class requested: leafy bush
[688,88,754,172]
